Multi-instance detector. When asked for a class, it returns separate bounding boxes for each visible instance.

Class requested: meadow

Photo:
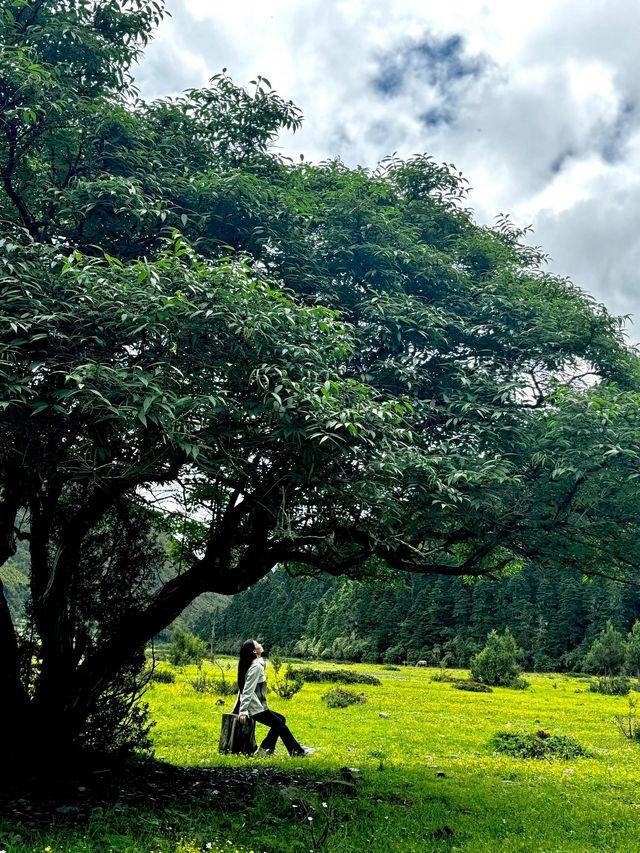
[3,660,640,852]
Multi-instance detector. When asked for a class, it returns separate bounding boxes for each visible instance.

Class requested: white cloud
[135,0,640,339]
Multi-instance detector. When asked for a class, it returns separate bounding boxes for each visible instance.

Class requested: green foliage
[614,698,640,740]
[188,665,211,694]
[431,670,465,683]
[491,730,590,760]
[212,564,640,675]
[3,0,640,766]
[288,666,381,685]
[584,621,627,675]
[269,648,285,675]
[382,644,406,665]
[268,650,303,700]
[149,667,175,684]
[451,681,493,693]
[78,654,155,758]
[322,687,368,708]
[272,677,303,700]
[170,630,208,667]
[186,662,237,695]
[212,678,238,696]
[625,621,640,677]
[588,676,630,696]
[470,629,524,687]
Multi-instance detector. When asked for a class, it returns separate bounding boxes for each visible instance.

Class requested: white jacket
[236,658,268,716]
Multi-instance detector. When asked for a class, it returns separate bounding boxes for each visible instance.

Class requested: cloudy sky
[135,0,640,343]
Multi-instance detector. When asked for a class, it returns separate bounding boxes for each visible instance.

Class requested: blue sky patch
[599,101,636,164]
[373,33,485,98]
[549,148,576,175]
[420,106,453,128]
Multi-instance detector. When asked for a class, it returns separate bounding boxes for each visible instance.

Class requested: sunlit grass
[4,660,640,851]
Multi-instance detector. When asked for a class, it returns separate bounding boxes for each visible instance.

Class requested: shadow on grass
[0,757,331,828]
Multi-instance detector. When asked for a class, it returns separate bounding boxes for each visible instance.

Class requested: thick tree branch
[2,121,39,237]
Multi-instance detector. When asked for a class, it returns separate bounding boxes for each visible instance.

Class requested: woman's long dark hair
[237,639,257,692]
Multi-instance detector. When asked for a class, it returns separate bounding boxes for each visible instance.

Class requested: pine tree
[584,621,627,675]
[625,621,640,677]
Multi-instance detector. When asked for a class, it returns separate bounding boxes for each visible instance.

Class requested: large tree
[2,0,640,767]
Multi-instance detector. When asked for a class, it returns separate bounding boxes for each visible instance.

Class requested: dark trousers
[252,709,302,755]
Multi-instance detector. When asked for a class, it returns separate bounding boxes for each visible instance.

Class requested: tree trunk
[218,714,257,755]
[0,583,29,777]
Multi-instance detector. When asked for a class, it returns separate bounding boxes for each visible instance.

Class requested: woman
[234,639,315,757]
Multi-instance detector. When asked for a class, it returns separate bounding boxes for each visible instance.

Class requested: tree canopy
[2,0,640,763]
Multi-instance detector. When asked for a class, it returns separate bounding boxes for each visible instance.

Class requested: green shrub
[431,670,465,683]
[189,667,211,693]
[383,644,405,665]
[626,621,640,677]
[79,654,154,758]
[491,730,590,759]
[589,675,630,696]
[381,665,401,671]
[470,629,523,687]
[269,650,303,700]
[451,680,493,693]
[187,664,237,695]
[583,621,626,675]
[149,668,176,684]
[288,666,381,685]
[274,679,303,699]
[322,688,368,708]
[212,678,238,696]
[169,630,208,666]
[361,647,380,664]
[614,698,640,740]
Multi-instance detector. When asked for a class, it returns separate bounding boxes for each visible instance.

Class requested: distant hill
[208,564,640,671]
[1,538,30,623]
[0,537,229,640]
[0,559,30,621]
[159,588,230,642]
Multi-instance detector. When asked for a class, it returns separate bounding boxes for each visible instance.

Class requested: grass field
[3,660,640,852]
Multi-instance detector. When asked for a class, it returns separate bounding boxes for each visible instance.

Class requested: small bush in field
[589,675,630,696]
[187,664,237,695]
[431,670,465,683]
[322,688,368,708]
[268,650,303,699]
[470,629,524,687]
[491,730,590,759]
[212,678,238,696]
[584,621,626,675]
[189,666,210,693]
[150,668,176,684]
[381,664,401,671]
[614,698,640,740]
[452,680,493,693]
[288,666,381,686]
